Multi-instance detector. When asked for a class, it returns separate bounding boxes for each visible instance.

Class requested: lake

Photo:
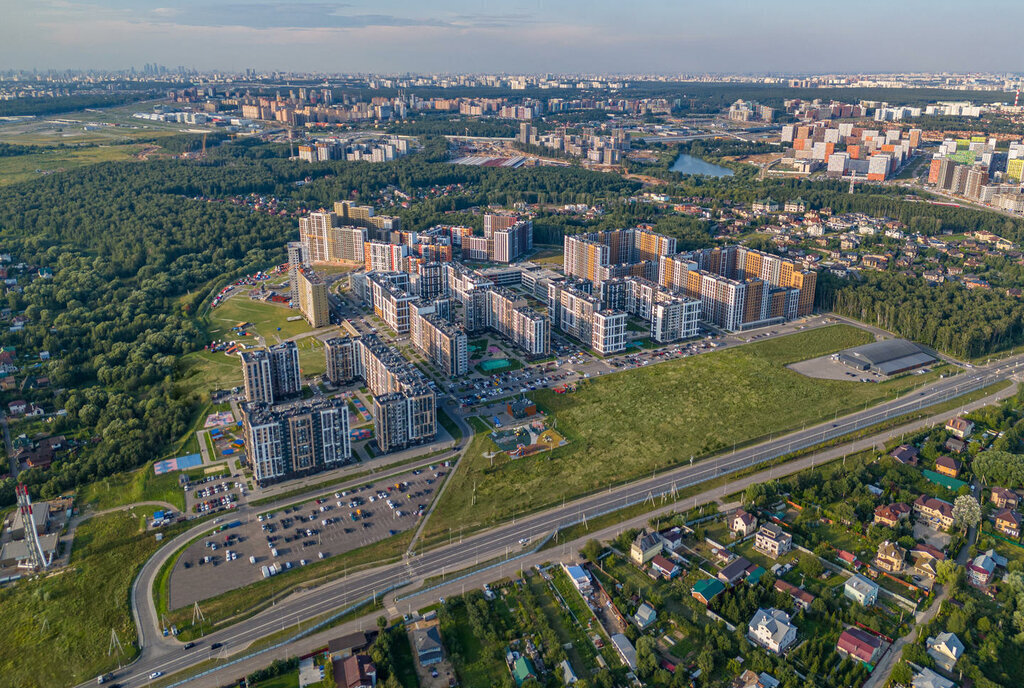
[670,153,734,177]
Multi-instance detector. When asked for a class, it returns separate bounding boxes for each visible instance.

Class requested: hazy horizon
[4,0,1024,75]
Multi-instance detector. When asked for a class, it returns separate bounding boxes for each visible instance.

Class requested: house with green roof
[922,469,967,492]
[691,578,725,605]
[512,655,537,686]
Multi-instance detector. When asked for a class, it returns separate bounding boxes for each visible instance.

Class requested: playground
[489,418,567,458]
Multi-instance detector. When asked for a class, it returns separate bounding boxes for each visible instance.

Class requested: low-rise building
[718,556,752,586]
[995,509,1022,538]
[411,623,444,667]
[633,602,657,629]
[874,502,911,527]
[910,544,946,579]
[990,487,1019,509]
[837,627,881,664]
[890,444,919,465]
[912,667,957,688]
[934,455,962,479]
[926,632,965,672]
[968,549,1004,586]
[691,578,725,605]
[945,417,974,439]
[650,554,680,579]
[753,524,792,559]
[874,540,907,573]
[844,574,879,606]
[731,509,758,537]
[747,608,797,654]
[914,495,955,531]
[563,563,592,595]
[773,579,815,611]
[630,530,662,566]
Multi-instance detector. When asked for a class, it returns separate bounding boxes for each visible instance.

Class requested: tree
[889,662,913,686]
[376,615,388,630]
[799,555,824,579]
[952,495,982,530]
[936,559,961,586]
[582,539,603,562]
[974,450,1024,487]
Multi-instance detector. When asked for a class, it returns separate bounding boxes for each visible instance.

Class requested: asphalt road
[86,353,1024,688]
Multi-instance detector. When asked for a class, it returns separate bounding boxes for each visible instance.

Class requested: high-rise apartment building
[296,268,330,328]
[333,201,401,238]
[287,242,305,304]
[367,271,418,334]
[324,337,357,385]
[240,342,301,403]
[563,228,675,283]
[298,212,369,263]
[242,397,351,484]
[364,240,408,272]
[410,302,468,377]
[483,214,533,263]
[548,280,627,355]
[486,288,550,357]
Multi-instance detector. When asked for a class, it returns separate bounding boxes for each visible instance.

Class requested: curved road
[84,356,1022,687]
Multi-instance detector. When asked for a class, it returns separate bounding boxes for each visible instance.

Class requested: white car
[149,671,163,679]
[518,537,531,546]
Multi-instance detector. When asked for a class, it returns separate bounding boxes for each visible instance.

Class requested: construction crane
[15,484,51,571]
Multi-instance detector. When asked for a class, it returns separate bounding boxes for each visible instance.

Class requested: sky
[3,0,1024,75]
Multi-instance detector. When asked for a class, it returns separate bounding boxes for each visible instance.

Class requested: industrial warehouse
[837,339,938,376]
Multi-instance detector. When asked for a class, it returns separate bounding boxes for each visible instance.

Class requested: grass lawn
[440,600,508,687]
[0,144,144,186]
[175,350,244,397]
[296,336,327,378]
[423,325,936,541]
[78,464,186,511]
[205,296,313,342]
[249,673,299,688]
[0,512,189,688]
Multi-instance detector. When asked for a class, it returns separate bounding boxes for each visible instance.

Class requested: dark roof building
[837,339,937,375]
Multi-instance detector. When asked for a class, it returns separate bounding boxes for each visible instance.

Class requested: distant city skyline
[5,0,1024,75]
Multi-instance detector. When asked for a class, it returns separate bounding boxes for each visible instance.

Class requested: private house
[336,654,376,688]
[995,509,1022,538]
[563,564,592,595]
[934,455,962,479]
[610,634,638,672]
[945,417,974,439]
[990,487,1019,509]
[912,667,957,688]
[658,526,685,551]
[633,602,657,629]
[327,632,370,661]
[837,550,861,569]
[650,554,680,579]
[511,656,536,687]
[844,574,879,606]
[753,524,793,559]
[874,540,907,573]
[890,444,919,465]
[874,502,911,527]
[773,579,815,611]
[914,496,955,531]
[731,670,781,688]
[836,628,882,665]
[926,632,965,672]
[692,578,726,605]
[747,608,798,654]
[731,509,758,537]
[411,624,444,667]
[910,544,946,579]
[944,437,967,454]
[631,530,662,566]
[718,556,752,585]
[968,549,1006,587]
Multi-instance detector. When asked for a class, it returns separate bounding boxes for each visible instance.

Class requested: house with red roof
[837,628,881,664]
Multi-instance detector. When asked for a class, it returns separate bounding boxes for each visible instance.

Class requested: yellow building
[297,269,330,328]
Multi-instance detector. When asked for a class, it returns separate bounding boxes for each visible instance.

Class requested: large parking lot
[167,464,450,610]
[183,474,247,516]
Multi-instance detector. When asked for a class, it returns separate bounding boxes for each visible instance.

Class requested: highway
[85,353,1024,688]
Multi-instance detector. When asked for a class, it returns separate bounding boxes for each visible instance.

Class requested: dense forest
[383,116,517,138]
[0,162,295,503]
[0,92,153,117]
[816,271,1024,359]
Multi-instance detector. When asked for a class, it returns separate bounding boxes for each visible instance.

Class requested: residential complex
[410,301,469,377]
[780,121,921,179]
[563,227,675,284]
[240,342,301,404]
[323,334,437,454]
[242,397,352,484]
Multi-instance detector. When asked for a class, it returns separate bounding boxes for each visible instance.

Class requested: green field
[79,463,186,511]
[0,144,144,186]
[205,296,315,342]
[422,325,940,541]
[0,512,186,688]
